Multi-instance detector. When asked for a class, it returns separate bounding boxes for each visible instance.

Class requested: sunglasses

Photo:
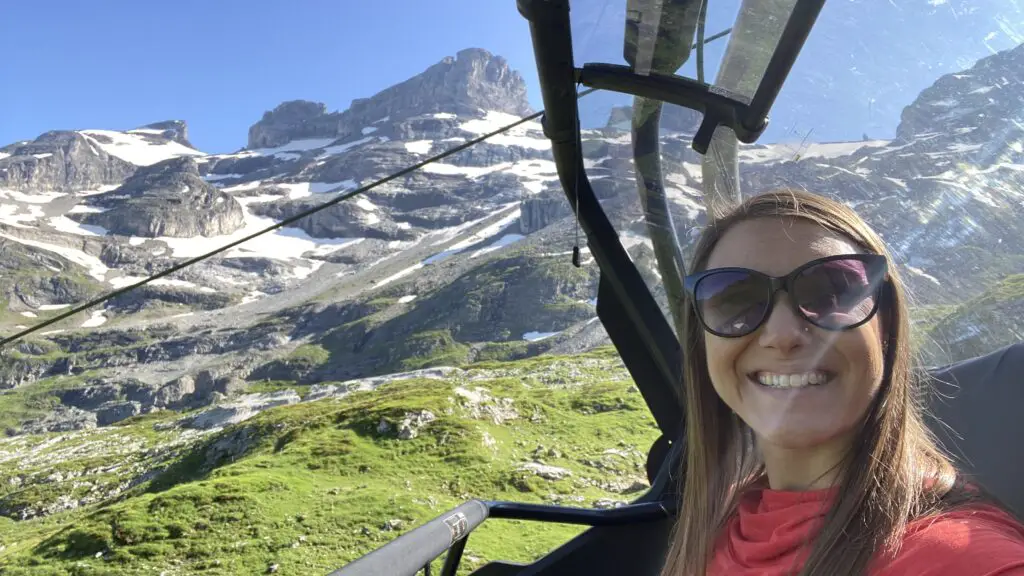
[683,254,888,338]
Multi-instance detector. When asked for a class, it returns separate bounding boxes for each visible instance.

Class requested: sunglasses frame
[683,253,889,338]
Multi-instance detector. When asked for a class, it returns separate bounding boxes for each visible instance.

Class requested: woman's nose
[757,294,812,353]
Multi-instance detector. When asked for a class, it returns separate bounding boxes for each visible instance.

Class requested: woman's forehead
[706,218,861,274]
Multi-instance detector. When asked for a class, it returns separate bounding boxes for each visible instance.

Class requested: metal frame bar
[517,0,685,440]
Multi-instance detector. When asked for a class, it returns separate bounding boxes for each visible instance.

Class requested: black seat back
[925,342,1024,517]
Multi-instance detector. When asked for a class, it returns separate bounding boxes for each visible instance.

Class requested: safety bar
[328,500,673,576]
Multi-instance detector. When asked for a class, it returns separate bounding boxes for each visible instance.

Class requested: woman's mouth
[749,371,834,389]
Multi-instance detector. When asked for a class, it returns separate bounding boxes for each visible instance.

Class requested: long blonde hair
[660,189,972,576]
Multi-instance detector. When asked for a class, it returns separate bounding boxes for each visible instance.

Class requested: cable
[0,89,597,349]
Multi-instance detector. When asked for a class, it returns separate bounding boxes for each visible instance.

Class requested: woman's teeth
[754,371,830,388]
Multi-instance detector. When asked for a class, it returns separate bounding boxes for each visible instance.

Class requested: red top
[707,486,1024,575]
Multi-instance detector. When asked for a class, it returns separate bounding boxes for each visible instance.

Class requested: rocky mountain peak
[130,155,201,180]
[0,130,135,192]
[246,49,532,150]
[896,43,1024,142]
[137,120,192,147]
[247,100,340,150]
[342,48,531,127]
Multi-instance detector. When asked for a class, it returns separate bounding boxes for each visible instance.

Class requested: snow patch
[405,140,433,155]
[48,216,108,237]
[947,142,984,153]
[240,291,266,305]
[204,173,244,182]
[322,136,375,156]
[290,260,326,280]
[81,310,107,328]
[275,181,355,199]
[361,126,378,135]
[38,304,71,311]
[907,266,941,286]
[246,138,336,156]
[398,295,417,304]
[81,130,204,166]
[470,234,525,258]
[376,263,425,289]
[523,331,560,342]
[424,207,521,264]
[136,196,363,262]
[459,111,548,150]
[0,203,44,227]
[0,189,67,204]
[355,198,378,211]
[422,163,508,178]
[68,204,107,214]
[884,177,908,189]
[0,232,109,281]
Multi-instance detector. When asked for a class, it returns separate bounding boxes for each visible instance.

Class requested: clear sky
[0,0,542,153]
[2,0,1020,153]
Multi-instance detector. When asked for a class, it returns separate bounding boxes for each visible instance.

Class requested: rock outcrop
[136,120,193,148]
[520,191,571,234]
[246,100,341,149]
[245,48,532,149]
[80,156,245,237]
[0,131,135,192]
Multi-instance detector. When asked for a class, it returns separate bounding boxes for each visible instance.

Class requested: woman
[660,189,1024,575]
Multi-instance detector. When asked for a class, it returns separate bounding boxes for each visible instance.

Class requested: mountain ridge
[0,43,1021,439]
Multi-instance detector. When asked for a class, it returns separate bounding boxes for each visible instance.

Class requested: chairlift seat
[925,342,1024,516]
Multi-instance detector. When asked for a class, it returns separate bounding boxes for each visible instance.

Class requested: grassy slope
[0,347,660,575]
[922,273,1024,364]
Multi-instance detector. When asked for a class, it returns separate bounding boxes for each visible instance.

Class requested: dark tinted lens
[793,257,881,329]
[695,271,770,336]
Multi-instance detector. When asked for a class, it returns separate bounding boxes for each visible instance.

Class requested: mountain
[0,44,1021,572]
[247,48,532,150]
[1,43,1021,427]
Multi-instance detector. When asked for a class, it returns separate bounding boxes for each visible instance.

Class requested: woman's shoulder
[876,505,1024,575]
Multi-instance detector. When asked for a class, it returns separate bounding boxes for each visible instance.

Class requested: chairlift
[331,1,1023,574]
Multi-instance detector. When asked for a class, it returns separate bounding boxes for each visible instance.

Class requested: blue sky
[1,0,1021,153]
[0,1,540,153]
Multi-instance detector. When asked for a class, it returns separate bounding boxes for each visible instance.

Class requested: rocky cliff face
[136,120,193,148]
[0,131,135,192]
[339,48,532,130]
[896,44,1024,143]
[735,42,1024,305]
[245,48,532,150]
[246,100,341,149]
[520,191,572,234]
[80,157,245,238]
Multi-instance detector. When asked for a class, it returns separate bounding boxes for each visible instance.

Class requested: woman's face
[702,217,887,452]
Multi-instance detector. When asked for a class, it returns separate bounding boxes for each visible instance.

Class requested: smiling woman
[665,189,1024,576]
